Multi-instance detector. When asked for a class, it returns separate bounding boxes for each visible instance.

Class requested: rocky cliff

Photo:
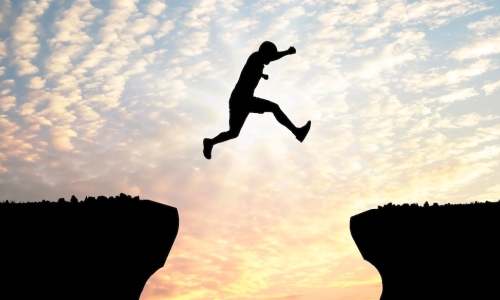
[350,201,500,300]
[0,194,179,300]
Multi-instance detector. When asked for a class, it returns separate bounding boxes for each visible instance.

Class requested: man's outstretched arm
[270,46,296,62]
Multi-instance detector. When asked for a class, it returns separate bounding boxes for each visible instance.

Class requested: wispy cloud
[11,0,51,75]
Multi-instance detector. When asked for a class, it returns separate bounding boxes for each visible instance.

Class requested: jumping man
[203,41,311,159]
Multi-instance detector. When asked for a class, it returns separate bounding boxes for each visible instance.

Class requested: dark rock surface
[350,201,500,300]
[0,194,179,300]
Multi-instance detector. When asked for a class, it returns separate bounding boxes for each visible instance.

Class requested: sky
[1,0,500,299]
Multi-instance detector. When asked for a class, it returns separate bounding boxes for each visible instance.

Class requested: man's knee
[227,129,240,138]
[269,102,280,112]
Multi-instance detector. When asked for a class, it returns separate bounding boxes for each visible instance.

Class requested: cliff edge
[351,201,500,300]
[0,194,179,300]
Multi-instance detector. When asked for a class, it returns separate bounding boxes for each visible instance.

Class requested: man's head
[259,41,277,65]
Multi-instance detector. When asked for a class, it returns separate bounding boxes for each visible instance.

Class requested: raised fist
[288,46,296,54]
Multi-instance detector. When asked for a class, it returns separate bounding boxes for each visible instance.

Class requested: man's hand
[288,46,296,55]
[262,74,269,80]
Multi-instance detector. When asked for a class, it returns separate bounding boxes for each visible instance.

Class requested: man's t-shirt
[229,52,264,110]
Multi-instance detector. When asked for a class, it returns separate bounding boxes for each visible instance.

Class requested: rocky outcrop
[351,201,500,300]
[0,194,179,300]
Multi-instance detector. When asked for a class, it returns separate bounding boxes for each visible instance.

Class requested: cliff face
[0,194,179,300]
[350,202,500,300]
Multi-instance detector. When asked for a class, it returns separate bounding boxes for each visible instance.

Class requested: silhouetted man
[203,41,311,159]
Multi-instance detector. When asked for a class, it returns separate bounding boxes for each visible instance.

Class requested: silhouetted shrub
[97,195,107,202]
[375,200,500,210]
[0,193,143,206]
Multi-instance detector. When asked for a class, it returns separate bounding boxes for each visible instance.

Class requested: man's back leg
[203,110,249,159]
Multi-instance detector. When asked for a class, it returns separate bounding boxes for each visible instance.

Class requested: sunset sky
[1,0,500,299]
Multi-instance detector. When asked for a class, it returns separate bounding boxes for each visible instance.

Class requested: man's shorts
[228,94,275,129]
[229,95,273,114]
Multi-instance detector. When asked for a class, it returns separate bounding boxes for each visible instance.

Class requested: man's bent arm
[270,46,296,62]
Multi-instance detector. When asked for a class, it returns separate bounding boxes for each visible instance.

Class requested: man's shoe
[295,121,311,143]
[203,138,213,159]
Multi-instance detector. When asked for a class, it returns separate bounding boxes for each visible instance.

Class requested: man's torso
[231,52,264,102]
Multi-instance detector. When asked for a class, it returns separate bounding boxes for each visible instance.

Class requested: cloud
[422,88,478,104]
[129,16,158,36]
[0,40,7,59]
[218,0,242,12]
[49,0,102,45]
[146,78,186,108]
[145,0,167,16]
[228,18,259,32]
[49,125,77,151]
[181,60,213,80]
[283,6,306,19]
[14,59,39,76]
[405,0,490,29]
[99,0,139,44]
[184,0,216,28]
[246,12,302,52]
[0,114,38,168]
[482,80,500,95]
[404,59,497,92]
[317,4,373,27]
[27,76,45,89]
[254,0,294,13]
[357,26,387,42]
[0,114,19,136]
[0,95,15,111]
[179,31,210,56]
[451,36,500,60]
[452,13,500,61]
[467,14,500,34]
[0,0,13,29]
[353,29,429,80]
[346,47,375,57]
[155,20,174,38]
[44,0,102,79]
[432,113,497,129]
[139,35,155,47]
